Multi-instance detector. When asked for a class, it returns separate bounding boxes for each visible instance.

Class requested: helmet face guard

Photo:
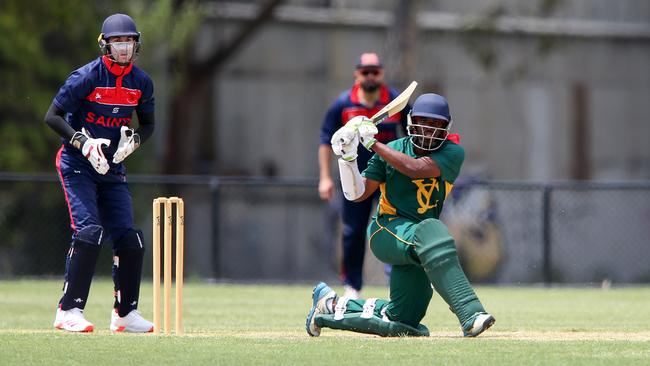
[407,113,452,151]
[105,40,139,64]
[406,93,453,151]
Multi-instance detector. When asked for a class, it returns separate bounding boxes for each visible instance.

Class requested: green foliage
[128,0,201,57]
[115,0,202,173]
[0,0,103,171]
[0,0,200,173]
[128,0,202,96]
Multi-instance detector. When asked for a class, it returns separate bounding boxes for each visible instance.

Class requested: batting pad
[315,313,429,337]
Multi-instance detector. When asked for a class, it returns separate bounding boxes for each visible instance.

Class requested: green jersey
[362,137,465,222]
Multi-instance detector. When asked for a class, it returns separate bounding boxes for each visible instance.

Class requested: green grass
[1,279,650,365]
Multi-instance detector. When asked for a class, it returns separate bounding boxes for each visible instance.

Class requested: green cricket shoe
[463,312,495,337]
[306,282,336,337]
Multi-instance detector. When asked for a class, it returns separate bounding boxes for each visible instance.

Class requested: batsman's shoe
[53,307,94,332]
[463,312,495,337]
[306,282,336,337]
[343,285,361,300]
[110,309,154,333]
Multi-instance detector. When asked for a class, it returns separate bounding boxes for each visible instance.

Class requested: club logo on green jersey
[412,178,439,214]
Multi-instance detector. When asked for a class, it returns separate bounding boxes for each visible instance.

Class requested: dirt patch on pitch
[231,331,650,341]
[402,331,650,341]
[469,331,650,342]
[3,329,649,341]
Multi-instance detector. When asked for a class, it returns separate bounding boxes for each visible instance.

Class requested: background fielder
[307,93,495,337]
[318,53,408,299]
[44,13,155,333]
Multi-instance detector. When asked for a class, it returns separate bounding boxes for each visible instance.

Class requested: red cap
[356,53,383,69]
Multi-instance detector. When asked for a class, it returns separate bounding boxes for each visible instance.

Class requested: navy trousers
[340,190,378,291]
[56,147,140,312]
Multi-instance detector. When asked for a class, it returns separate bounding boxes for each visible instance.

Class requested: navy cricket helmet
[407,93,453,151]
[100,13,140,40]
[98,14,141,64]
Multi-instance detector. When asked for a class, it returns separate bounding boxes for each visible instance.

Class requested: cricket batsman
[306,93,495,337]
[44,14,155,332]
[318,53,408,299]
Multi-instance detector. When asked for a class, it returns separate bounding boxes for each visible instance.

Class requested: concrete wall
[196,0,650,181]
[157,1,650,284]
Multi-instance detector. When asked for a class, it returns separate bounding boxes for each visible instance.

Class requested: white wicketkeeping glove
[358,119,378,150]
[70,128,111,175]
[331,124,359,161]
[112,126,140,164]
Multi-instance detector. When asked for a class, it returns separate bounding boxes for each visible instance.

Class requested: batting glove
[344,115,368,130]
[112,126,140,164]
[331,125,359,161]
[358,120,378,150]
[70,128,111,175]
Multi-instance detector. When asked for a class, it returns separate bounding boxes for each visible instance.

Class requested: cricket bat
[370,81,417,125]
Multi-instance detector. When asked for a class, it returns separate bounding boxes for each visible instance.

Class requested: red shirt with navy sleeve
[53,56,154,172]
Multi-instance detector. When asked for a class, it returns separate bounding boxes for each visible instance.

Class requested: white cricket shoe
[110,309,154,333]
[343,285,361,300]
[53,307,94,332]
[306,282,337,337]
[463,312,495,337]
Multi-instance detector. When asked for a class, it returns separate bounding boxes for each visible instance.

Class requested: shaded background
[1,0,649,284]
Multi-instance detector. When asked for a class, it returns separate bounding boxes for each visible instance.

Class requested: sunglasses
[360,69,380,76]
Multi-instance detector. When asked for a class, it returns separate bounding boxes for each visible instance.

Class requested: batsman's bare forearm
[354,178,380,202]
[371,142,441,179]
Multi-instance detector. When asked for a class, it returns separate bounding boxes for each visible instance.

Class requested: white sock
[325,297,336,314]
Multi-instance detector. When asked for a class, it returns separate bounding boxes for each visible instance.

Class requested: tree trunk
[384,0,420,88]
[164,0,284,174]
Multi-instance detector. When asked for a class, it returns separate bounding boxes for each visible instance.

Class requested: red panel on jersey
[85,87,142,106]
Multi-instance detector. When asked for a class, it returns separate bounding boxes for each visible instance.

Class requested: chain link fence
[1,173,648,284]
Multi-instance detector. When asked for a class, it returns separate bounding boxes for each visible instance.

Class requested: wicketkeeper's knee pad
[61,225,103,310]
[413,219,457,268]
[74,225,104,246]
[113,229,145,251]
[315,313,429,337]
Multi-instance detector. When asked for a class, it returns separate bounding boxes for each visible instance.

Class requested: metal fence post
[210,176,220,279]
[542,185,552,285]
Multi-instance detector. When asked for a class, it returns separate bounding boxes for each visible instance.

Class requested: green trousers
[367,214,486,328]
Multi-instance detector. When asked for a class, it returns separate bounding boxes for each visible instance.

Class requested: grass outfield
[1,280,649,365]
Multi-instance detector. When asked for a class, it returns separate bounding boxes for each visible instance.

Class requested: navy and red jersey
[320,83,408,171]
[53,55,154,172]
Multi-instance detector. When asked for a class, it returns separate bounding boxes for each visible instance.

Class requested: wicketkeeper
[307,93,495,337]
[44,14,155,333]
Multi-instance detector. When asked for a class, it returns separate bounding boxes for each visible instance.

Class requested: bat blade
[370,81,418,125]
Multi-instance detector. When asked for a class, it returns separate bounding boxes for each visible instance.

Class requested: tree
[162,0,284,174]
[0,0,102,171]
